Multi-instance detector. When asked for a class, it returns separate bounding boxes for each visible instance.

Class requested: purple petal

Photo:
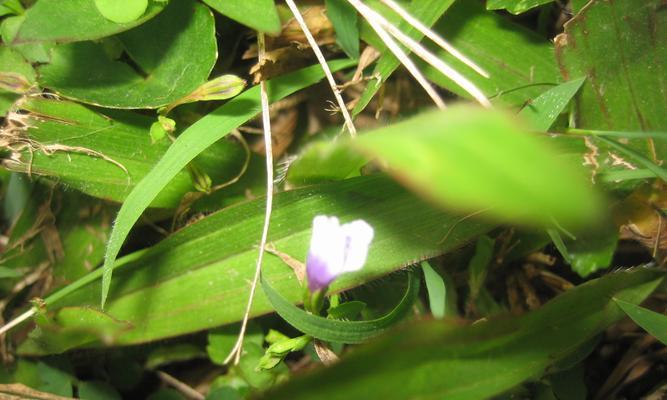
[306,252,336,292]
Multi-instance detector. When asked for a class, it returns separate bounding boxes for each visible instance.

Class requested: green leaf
[14,0,167,43]
[0,45,36,115]
[286,140,368,186]
[37,0,216,109]
[566,224,618,277]
[207,323,263,366]
[0,15,52,63]
[145,344,207,370]
[94,0,148,24]
[262,270,419,344]
[3,98,247,208]
[25,175,490,351]
[78,381,122,400]
[614,298,667,345]
[352,106,603,227]
[519,77,586,132]
[202,0,280,34]
[354,0,455,115]
[421,261,446,319]
[487,0,555,15]
[261,269,665,400]
[420,1,561,108]
[468,236,494,300]
[326,0,359,59]
[37,360,74,397]
[97,59,356,309]
[556,0,667,159]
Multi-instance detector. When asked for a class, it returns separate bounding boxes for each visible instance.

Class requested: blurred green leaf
[98,59,356,309]
[487,0,555,15]
[23,175,489,351]
[262,270,419,343]
[38,0,215,108]
[94,0,148,24]
[261,269,664,400]
[37,360,74,397]
[0,15,52,63]
[145,344,206,370]
[203,0,280,34]
[326,0,359,59]
[78,381,122,400]
[352,106,603,227]
[14,0,167,43]
[614,298,667,345]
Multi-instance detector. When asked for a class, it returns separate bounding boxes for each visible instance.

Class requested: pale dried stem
[346,0,446,109]
[284,0,357,136]
[224,32,275,366]
[0,309,34,336]
[350,0,491,107]
[156,371,205,400]
[379,0,489,78]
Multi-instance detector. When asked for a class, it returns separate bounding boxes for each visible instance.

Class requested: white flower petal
[309,215,345,276]
[340,219,374,273]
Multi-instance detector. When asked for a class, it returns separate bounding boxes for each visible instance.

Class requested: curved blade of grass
[262,270,419,344]
[100,59,356,308]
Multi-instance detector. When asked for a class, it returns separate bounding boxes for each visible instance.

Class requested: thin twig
[350,0,491,107]
[379,0,489,78]
[346,0,446,109]
[284,0,357,136]
[224,32,275,366]
[156,371,205,400]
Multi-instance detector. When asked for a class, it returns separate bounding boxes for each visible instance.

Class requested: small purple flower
[306,215,374,292]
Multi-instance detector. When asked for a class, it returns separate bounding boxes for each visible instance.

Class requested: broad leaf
[19,175,491,352]
[2,98,247,208]
[262,269,664,400]
[421,1,561,108]
[13,0,167,44]
[96,60,356,307]
[487,0,555,15]
[556,0,667,159]
[37,0,216,108]
[203,0,280,34]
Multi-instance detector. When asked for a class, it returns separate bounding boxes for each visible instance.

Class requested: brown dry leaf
[616,184,667,264]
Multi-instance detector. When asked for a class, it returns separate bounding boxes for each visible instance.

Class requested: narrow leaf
[614,298,667,345]
[98,60,356,308]
[519,77,586,132]
[262,270,419,343]
[421,261,446,319]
